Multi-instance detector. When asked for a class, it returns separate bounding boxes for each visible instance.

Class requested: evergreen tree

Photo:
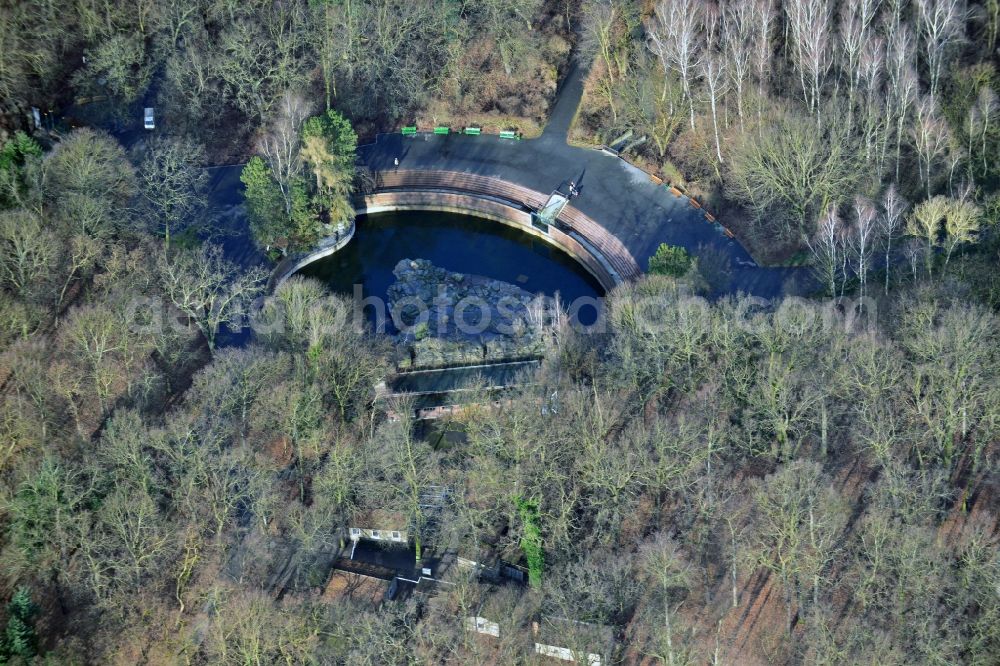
[0,131,42,209]
[289,177,320,243]
[648,243,693,277]
[516,496,544,588]
[300,109,357,228]
[2,587,38,660]
[301,109,357,171]
[241,156,289,255]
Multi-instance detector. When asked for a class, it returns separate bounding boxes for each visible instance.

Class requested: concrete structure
[275,56,809,299]
[357,137,806,298]
[275,173,630,294]
[356,56,807,299]
[356,171,634,291]
[348,526,407,544]
[533,617,614,666]
[269,221,356,291]
[534,643,602,665]
[465,616,501,638]
[455,610,609,665]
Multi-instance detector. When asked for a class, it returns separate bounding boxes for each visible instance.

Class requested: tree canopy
[241,108,357,255]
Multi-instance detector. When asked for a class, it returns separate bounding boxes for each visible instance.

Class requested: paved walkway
[359,60,806,299]
[538,60,587,143]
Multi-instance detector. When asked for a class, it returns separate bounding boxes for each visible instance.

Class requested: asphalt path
[359,62,806,299]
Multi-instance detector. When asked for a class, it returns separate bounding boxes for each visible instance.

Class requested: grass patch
[413,109,545,138]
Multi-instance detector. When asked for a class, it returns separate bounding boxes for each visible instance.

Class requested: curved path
[359,62,805,299]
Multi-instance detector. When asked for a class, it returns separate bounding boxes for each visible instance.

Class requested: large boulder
[387,258,555,369]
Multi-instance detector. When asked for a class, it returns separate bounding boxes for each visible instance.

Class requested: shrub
[648,243,693,277]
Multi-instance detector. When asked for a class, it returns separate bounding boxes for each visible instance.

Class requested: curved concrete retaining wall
[274,170,641,293]
[357,191,620,291]
[369,170,641,282]
[269,222,356,291]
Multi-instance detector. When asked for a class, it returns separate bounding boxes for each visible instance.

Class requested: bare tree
[646,13,675,116]
[942,197,981,268]
[884,23,919,180]
[838,0,880,133]
[158,244,267,350]
[912,96,952,197]
[701,9,728,165]
[61,301,150,416]
[914,0,966,106]
[807,205,844,298]
[973,86,998,177]
[649,0,703,130]
[91,486,170,596]
[787,0,833,125]
[310,0,359,110]
[472,0,544,76]
[722,0,754,131]
[902,236,924,280]
[752,0,776,124]
[852,197,879,299]
[858,35,886,165]
[584,0,637,120]
[726,112,858,241]
[136,136,209,250]
[964,102,981,186]
[258,91,312,217]
[877,184,908,294]
[886,0,907,30]
[215,6,309,124]
[0,210,60,304]
[253,379,326,503]
[907,195,951,277]
[946,133,967,196]
[718,483,751,609]
[375,404,437,563]
[898,303,996,472]
[750,461,847,632]
[584,0,633,85]
[639,534,691,666]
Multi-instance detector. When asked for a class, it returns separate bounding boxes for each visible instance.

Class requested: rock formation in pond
[387,259,557,369]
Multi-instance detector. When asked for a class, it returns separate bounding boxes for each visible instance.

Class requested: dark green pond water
[297,211,605,324]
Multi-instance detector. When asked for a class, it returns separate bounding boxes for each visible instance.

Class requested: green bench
[433,126,450,135]
[499,130,520,140]
[464,127,481,135]
[401,126,417,136]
